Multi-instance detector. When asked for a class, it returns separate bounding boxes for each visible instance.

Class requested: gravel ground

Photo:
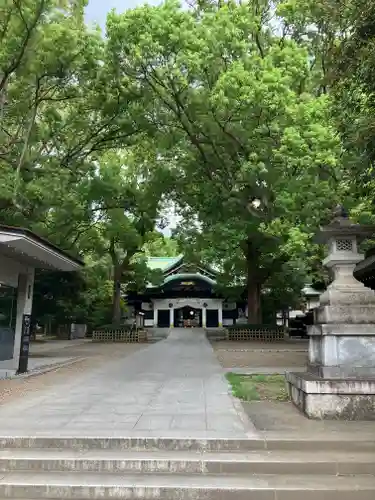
[212,341,308,369]
[0,342,146,407]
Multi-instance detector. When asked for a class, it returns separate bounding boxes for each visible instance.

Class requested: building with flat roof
[0,226,83,378]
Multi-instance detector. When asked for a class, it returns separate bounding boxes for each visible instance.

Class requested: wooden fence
[226,325,287,342]
[92,326,148,343]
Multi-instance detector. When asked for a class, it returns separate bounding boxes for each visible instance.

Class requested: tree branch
[13,76,41,205]
[0,0,46,92]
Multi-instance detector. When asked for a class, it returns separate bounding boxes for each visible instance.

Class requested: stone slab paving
[0,329,256,438]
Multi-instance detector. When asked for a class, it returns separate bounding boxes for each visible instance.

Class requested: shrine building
[127,256,243,329]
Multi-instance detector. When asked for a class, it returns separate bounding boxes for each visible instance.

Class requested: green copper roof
[147,255,183,271]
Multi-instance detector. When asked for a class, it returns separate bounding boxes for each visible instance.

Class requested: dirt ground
[243,400,375,436]
[212,340,308,368]
[0,342,146,407]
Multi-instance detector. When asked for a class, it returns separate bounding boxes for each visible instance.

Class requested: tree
[0,1,174,329]
[329,2,375,220]
[0,0,144,244]
[106,1,341,322]
[79,151,170,324]
[278,1,375,221]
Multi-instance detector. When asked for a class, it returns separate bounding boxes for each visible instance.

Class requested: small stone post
[286,210,375,419]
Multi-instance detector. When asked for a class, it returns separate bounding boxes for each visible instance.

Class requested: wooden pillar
[169,307,174,328]
[153,307,158,327]
[202,307,207,328]
[218,301,223,328]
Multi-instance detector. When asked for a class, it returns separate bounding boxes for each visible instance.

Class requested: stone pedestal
[286,213,375,420]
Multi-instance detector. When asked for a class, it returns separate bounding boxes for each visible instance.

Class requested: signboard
[17,314,31,374]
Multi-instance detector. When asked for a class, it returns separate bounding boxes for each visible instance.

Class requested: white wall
[152,297,222,309]
[0,255,26,288]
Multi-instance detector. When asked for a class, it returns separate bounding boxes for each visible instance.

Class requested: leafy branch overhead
[1,0,365,328]
[106,1,341,321]
[0,0,143,229]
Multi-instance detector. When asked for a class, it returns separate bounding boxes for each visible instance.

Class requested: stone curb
[226,367,306,375]
[7,357,87,380]
[228,391,259,438]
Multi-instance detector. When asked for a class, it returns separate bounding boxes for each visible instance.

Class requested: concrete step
[0,436,257,452]
[0,448,374,475]
[0,471,375,499]
[1,435,375,452]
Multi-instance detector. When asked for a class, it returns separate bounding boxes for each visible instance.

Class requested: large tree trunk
[109,236,122,325]
[246,241,262,324]
[111,267,122,325]
[247,280,262,324]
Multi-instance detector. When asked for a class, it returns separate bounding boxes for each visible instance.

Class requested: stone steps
[0,448,374,475]
[0,436,374,499]
[0,471,375,499]
[1,436,375,452]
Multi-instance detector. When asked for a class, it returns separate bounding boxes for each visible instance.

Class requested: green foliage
[1,0,358,330]
[106,1,340,321]
[143,233,179,258]
[0,0,171,327]
[276,0,375,257]
[85,150,172,323]
[0,0,145,247]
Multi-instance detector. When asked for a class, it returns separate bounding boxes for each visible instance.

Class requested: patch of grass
[226,373,289,402]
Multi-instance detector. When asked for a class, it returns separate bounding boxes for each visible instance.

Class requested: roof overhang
[0,226,83,272]
[163,273,216,286]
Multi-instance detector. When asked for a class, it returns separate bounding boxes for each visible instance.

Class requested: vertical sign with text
[18,314,31,374]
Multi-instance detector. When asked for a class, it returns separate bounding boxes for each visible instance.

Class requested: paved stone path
[0,329,256,438]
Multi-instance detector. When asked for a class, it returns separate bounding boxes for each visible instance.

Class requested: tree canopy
[0,0,175,327]
[2,0,370,328]
[106,0,341,321]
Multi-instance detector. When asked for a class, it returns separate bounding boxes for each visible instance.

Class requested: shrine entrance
[174,306,202,328]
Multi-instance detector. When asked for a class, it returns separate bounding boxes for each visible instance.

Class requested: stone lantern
[286,209,375,419]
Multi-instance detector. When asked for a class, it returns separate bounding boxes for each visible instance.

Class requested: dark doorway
[157,309,170,328]
[206,309,219,328]
[174,306,202,328]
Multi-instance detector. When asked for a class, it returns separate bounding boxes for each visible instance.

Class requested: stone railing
[226,324,287,342]
[92,326,148,343]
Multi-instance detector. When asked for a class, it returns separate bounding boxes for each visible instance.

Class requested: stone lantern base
[285,212,375,419]
[286,305,375,420]
[286,372,375,420]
